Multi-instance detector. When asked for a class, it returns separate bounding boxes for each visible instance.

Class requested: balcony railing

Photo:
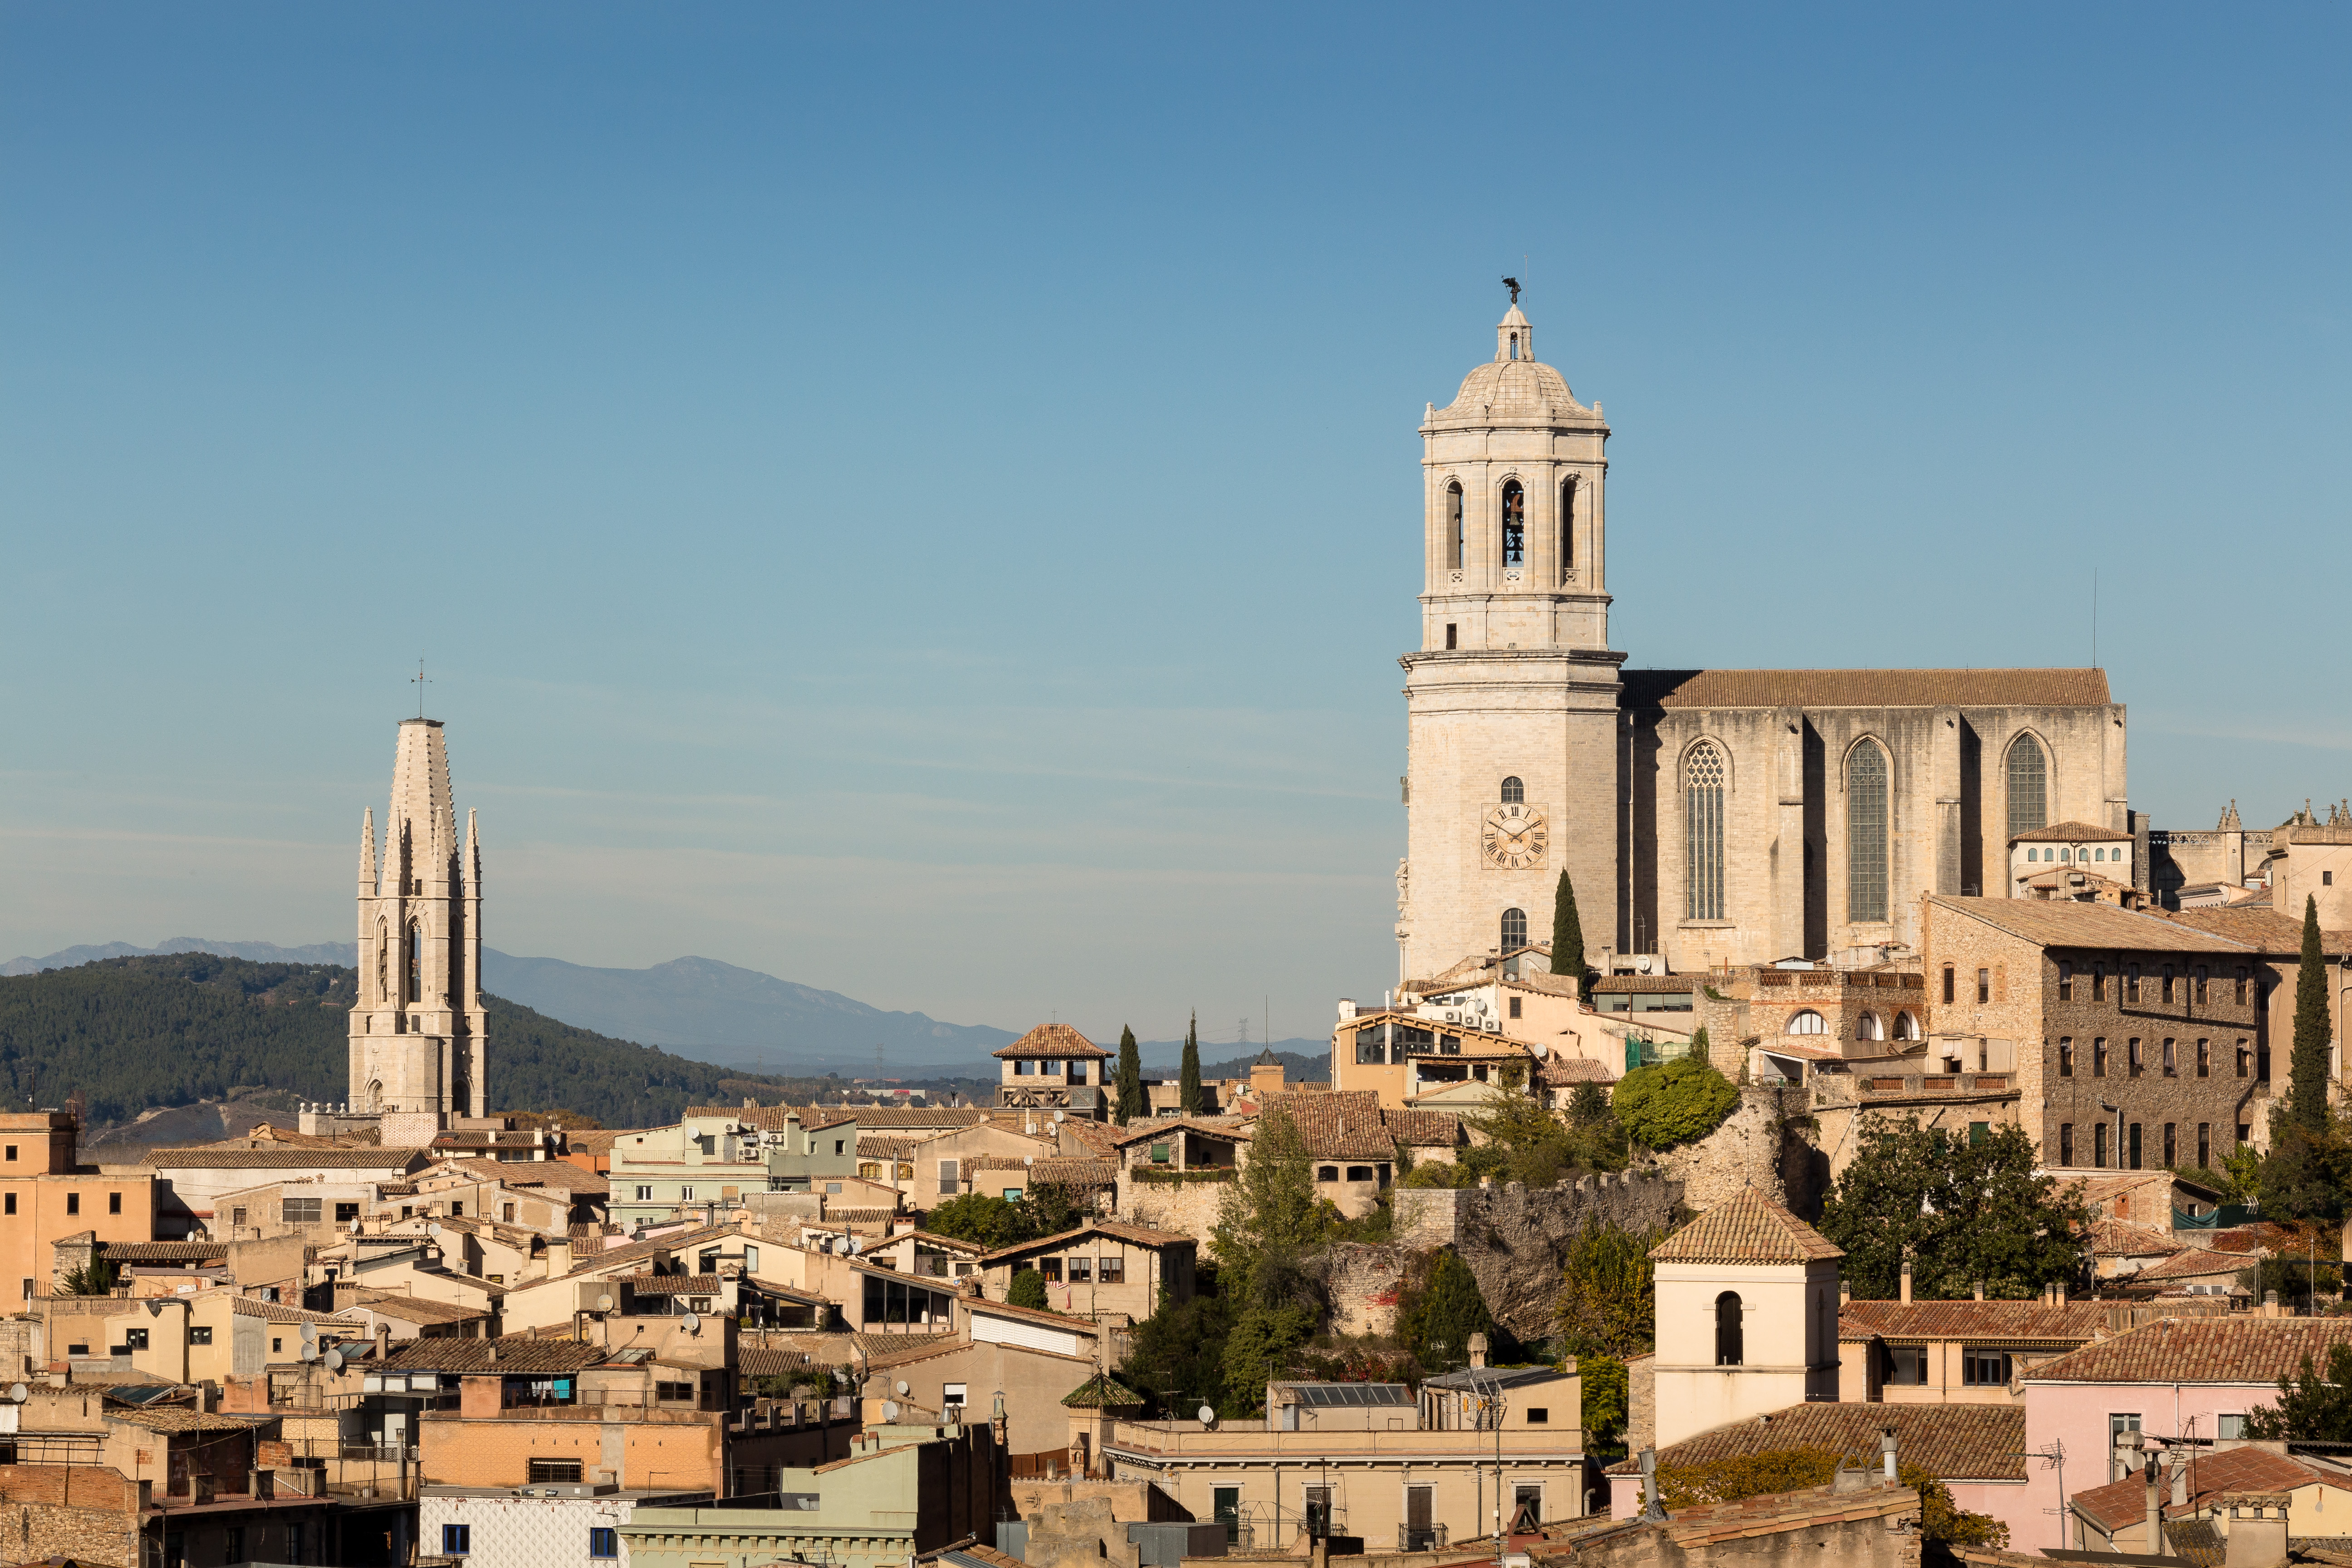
[1399,1525,1447,1552]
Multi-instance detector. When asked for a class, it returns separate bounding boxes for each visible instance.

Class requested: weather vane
[411,659,430,719]
[1502,275,1521,305]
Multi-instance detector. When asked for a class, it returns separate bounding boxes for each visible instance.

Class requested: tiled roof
[2071,1446,2351,1531]
[818,1107,984,1130]
[2089,1220,2182,1257]
[381,1334,611,1373]
[858,1136,923,1160]
[1590,975,1701,993]
[1838,1299,2107,1343]
[2164,908,2352,956]
[624,1274,725,1295]
[1107,1117,1251,1147]
[147,1147,431,1169]
[1504,970,1581,998]
[351,1294,485,1323]
[426,1156,609,1193]
[96,1242,228,1262]
[1060,1371,1148,1409]
[1926,896,2262,954]
[962,1297,1100,1334]
[993,1024,1109,1060]
[902,1230,989,1254]
[2027,1317,2352,1384]
[1622,667,2111,710]
[1657,1480,1921,1547]
[229,1299,368,1327]
[686,1105,823,1131]
[978,1220,1194,1264]
[1031,1158,1118,1187]
[1250,1093,1404,1160]
[106,1407,263,1433]
[1650,1187,1845,1266]
[1381,1109,1465,1148]
[557,1223,738,1280]
[2011,820,2135,844]
[1537,1057,1617,1085]
[1601,1401,2026,1481]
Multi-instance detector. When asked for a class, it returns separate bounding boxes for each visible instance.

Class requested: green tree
[1120,1291,1238,1417]
[1464,1061,1581,1186]
[2246,1343,2352,1441]
[59,1259,114,1296]
[2289,894,2333,1135]
[1220,1296,1320,1412]
[2261,897,2347,1221]
[1688,1025,1710,1068]
[1007,1268,1050,1311]
[1577,1355,1629,1447]
[1400,1249,1494,1372]
[1115,1026,1144,1126]
[1180,1014,1202,1115]
[1553,1220,1660,1363]
[1210,1104,1324,1290]
[1551,871,1587,983]
[924,1193,1028,1248]
[1611,1057,1738,1150]
[1818,1120,2087,1299]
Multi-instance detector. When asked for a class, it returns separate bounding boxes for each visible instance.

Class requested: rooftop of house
[977,1220,1193,1264]
[2071,1446,2352,1532]
[2026,1317,2352,1385]
[379,1334,612,1375]
[1838,1298,2107,1343]
[992,1024,1110,1061]
[2011,820,2136,844]
[1926,896,2265,954]
[1649,1187,1845,1267]
[1602,1401,2027,1481]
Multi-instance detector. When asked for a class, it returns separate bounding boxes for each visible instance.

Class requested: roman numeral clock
[1480,801,1548,872]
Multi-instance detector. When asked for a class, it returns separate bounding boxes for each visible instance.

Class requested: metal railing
[1398,1525,1447,1551]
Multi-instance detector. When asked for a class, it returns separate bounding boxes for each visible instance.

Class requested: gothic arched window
[1788,1010,1827,1035]
[1446,483,1465,571]
[1500,481,1526,567]
[2007,735,2049,841]
[1508,332,1520,360]
[376,918,389,1003]
[1893,1011,1920,1041]
[1500,907,1528,953]
[1559,476,1576,577]
[1848,739,1890,923]
[1857,1012,1884,1042]
[1500,776,1525,805]
[1715,1292,1744,1367]
[407,922,423,1005]
[1686,743,1727,921]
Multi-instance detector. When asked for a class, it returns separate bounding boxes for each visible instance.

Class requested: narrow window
[1714,1291,1744,1366]
[2058,960,2073,1000]
[2129,1122,2143,1170]
[2093,1038,2108,1077]
[1559,476,1576,578]
[2007,735,2049,840]
[376,917,389,1002]
[2094,1123,2108,1168]
[3,1194,13,1216]
[408,921,423,1004]
[1500,776,1525,804]
[1446,483,1465,570]
[1509,996,1522,1019]
[64,1193,77,1216]
[2128,1038,2143,1077]
[2197,1038,2210,1077]
[1500,480,1526,567]
[2094,963,2108,1002]
[1685,743,1727,920]
[1942,966,1955,1004]
[2198,1124,2210,1167]
[2195,965,2209,1005]
[2234,967,2247,1004]
[2236,1042,2249,1079]
[2164,1123,2177,1166]
[1445,622,1457,650]
[1500,908,1527,952]
[2161,965,2175,1004]
[2162,1039,2177,1077]
[1977,968,1990,1004]
[2059,1123,2074,1164]
[1847,740,1889,922]
[2058,1039,2074,1077]
[108,1192,120,1215]
[589,1529,618,1560]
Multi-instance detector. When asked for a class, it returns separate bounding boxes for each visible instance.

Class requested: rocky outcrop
[1390,1170,1684,1341]
[1653,1083,1827,1218]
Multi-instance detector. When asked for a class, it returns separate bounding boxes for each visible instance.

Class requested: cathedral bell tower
[1396,299,1622,982]
[349,718,486,1144]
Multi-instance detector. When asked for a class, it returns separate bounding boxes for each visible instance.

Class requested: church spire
[358,808,377,895]
[1496,302,1533,363]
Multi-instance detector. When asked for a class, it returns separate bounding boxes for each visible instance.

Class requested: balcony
[1399,1525,1448,1552]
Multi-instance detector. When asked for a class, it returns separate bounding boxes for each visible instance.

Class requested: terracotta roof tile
[1107,1117,1251,1147]
[1060,1371,1148,1409]
[1381,1109,1467,1148]
[858,1136,923,1160]
[993,1024,1109,1060]
[1838,1299,2107,1342]
[2027,1317,2352,1384]
[1926,896,2264,954]
[1601,1401,2026,1481]
[2011,820,2136,844]
[2071,1447,2351,1531]
[381,1334,610,1374]
[978,1220,1193,1263]
[1030,1158,1118,1187]
[1650,1188,1844,1266]
[147,1147,431,1169]
[2090,1220,2184,1257]
[1622,667,2111,710]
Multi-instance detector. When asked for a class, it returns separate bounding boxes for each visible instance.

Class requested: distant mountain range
[1,938,1328,1078]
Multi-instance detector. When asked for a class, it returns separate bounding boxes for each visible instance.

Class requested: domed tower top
[1416,297,1612,652]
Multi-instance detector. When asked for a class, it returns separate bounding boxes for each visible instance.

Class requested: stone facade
[1655,1085,1827,1217]
[349,718,486,1127]
[1393,1171,1682,1340]
[1395,302,2129,979]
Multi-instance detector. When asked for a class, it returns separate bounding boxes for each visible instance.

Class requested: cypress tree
[1551,870,1587,983]
[1115,1026,1143,1126]
[2291,893,2333,1134]
[1180,1013,1202,1114]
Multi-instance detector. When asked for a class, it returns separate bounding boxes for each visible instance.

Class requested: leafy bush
[1611,1058,1738,1150]
[1398,1249,1494,1372]
[1577,1354,1628,1447]
[1654,1447,2006,1548]
[1007,1269,1050,1310]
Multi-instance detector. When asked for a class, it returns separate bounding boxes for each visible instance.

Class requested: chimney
[1468,1332,1488,1370]
[1880,1428,1897,1481]
[546,1238,573,1279]
[1973,1280,1986,1302]
[1839,1279,1851,1307]
[1900,1258,1914,1304]
[2145,1456,2166,1557]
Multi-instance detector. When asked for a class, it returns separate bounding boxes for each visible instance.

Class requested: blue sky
[4,5,2347,1048]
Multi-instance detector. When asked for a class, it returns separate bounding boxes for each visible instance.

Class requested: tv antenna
[411,659,431,719]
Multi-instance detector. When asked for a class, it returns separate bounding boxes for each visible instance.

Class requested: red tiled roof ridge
[1650,1186,1844,1266]
[993,1024,1108,1059]
[2025,1315,2352,1385]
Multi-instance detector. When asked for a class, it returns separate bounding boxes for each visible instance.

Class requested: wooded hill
[0,953,813,1131]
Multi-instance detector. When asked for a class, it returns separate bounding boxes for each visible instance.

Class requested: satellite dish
[299,1344,318,1363]
[681,1312,701,1335]
[1053,1110,1065,1122]
[325,1349,345,1372]
[146,1300,162,1318]
[1024,1156,1034,1166]
[349,1219,362,1235]
[1198,1405,1216,1427]
[7,1383,26,1404]
[894,1380,909,1396]
[427,1222,443,1238]
[881,1400,901,1421]
[844,1235,860,1255]
[595,1294,615,1313]
[301,1323,318,1344]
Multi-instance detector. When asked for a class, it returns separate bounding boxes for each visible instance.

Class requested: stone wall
[1392,1171,1683,1341]
[1116,1172,1230,1251]
[1319,1244,1410,1338]
[0,1465,145,1568]
[1655,1084,1828,1218]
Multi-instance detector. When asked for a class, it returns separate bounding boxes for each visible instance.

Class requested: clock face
[1480,802,1548,871]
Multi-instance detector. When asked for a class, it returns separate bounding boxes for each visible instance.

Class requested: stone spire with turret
[348,718,486,1142]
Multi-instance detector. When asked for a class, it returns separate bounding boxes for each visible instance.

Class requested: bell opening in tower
[1501,480,1525,567]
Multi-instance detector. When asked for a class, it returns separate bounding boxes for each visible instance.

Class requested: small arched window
[1894,1011,1921,1041]
[2007,735,2049,841]
[1559,476,1576,577]
[1686,744,1727,920]
[376,917,389,1003]
[1715,1292,1744,1367]
[1500,776,1525,804]
[1500,481,1526,567]
[1446,483,1465,571]
[1857,1012,1883,1042]
[1788,1010,1827,1035]
[1500,908,1528,953]
[407,922,423,1004]
[1847,740,1890,923]
[1508,332,1520,360]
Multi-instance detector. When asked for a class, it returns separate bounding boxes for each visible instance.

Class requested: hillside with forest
[0,953,818,1132]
